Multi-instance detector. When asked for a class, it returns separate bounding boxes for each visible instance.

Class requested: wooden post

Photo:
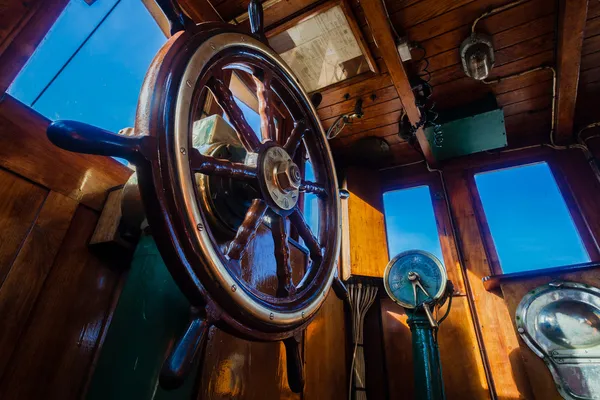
[360,0,436,166]
[555,0,588,144]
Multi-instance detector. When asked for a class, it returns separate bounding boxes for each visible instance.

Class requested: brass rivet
[180,147,186,155]
[231,284,237,292]
[269,313,274,320]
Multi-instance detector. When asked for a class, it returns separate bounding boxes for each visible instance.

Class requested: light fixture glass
[460,33,495,80]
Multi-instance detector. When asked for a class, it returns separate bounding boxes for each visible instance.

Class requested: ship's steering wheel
[46,0,347,393]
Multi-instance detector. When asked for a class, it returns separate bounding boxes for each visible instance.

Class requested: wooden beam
[360,0,436,166]
[555,0,588,143]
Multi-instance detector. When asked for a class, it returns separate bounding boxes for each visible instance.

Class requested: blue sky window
[474,162,589,273]
[383,186,444,263]
[8,0,166,133]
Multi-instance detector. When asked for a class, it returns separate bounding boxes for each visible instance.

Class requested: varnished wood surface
[0,205,124,400]
[329,0,557,167]
[304,292,348,400]
[346,167,389,277]
[199,329,300,399]
[0,191,77,377]
[554,149,600,252]
[444,170,533,400]
[381,295,489,400]
[575,0,600,127]
[500,267,600,400]
[361,0,434,166]
[555,0,588,143]
[0,95,132,211]
[0,167,47,284]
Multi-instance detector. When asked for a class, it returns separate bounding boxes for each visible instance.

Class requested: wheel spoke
[272,215,295,297]
[284,120,308,157]
[254,71,276,143]
[206,76,261,152]
[300,180,327,197]
[227,199,268,260]
[190,148,257,181]
[289,208,322,265]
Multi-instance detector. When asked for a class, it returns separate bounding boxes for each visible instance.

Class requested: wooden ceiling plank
[321,97,402,129]
[329,109,404,136]
[317,85,397,120]
[331,121,402,148]
[580,50,600,72]
[403,0,542,44]
[502,96,552,117]
[584,15,600,38]
[390,0,473,31]
[589,0,600,20]
[360,0,435,165]
[418,0,554,60]
[318,73,392,109]
[496,79,553,106]
[179,0,223,22]
[583,34,600,56]
[555,0,588,144]
[429,36,555,87]
[580,64,600,86]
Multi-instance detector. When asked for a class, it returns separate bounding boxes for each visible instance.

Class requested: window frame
[380,171,465,294]
[466,152,600,276]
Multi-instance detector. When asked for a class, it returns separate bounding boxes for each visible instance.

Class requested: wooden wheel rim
[139,26,341,334]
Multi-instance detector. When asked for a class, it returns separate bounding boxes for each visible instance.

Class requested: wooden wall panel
[0,191,77,379]
[0,95,132,211]
[304,293,348,400]
[500,268,600,400]
[381,295,488,400]
[575,0,600,127]
[0,167,47,283]
[199,329,299,400]
[346,167,389,277]
[443,170,534,400]
[0,205,123,400]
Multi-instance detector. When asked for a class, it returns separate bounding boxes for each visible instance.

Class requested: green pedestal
[87,235,197,400]
[408,311,446,400]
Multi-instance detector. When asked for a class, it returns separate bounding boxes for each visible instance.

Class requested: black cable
[408,41,444,149]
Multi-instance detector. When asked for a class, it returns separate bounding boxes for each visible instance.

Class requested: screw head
[269,313,274,320]
[517,327,525,334]
[180,147,186,155]
[231,284,237,292]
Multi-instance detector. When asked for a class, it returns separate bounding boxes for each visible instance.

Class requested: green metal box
[424,109,507,161]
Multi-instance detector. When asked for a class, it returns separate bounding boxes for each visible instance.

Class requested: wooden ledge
[483,261,600,291]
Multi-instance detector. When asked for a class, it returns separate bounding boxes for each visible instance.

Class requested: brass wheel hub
[260,146,300,211]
